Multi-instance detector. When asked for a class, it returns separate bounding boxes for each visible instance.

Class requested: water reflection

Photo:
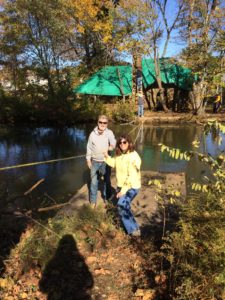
[0,124,224,208]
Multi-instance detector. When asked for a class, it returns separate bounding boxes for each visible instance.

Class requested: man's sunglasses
[119,140,128,145]
[98,121,108,124]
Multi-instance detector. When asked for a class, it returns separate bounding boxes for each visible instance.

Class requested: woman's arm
[103,152,116,168]
[120,152,141,194]
[132,152,141,170]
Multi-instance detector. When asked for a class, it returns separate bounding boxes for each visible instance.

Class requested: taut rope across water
[0,121,144,171]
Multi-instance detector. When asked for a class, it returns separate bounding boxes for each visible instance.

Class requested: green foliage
[75,97,106,123]
[162,193,225,299]
[157,121,225,299]
[148,179,181,205]
[112,101,135,123]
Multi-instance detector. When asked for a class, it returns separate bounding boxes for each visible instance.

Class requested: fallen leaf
[86,256,97,264]
[20,292,28,299]
[143,289,156,300]
[135,289,144,297]
[94,268,111,275]
[3,296,14,300]
[155,273,167,284]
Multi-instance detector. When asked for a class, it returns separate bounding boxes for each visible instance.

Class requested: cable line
[0,121,144,171]
[0,154,86,171]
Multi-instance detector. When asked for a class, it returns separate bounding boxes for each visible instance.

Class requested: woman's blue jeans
[90,161,111,203]
[117,188,139,234]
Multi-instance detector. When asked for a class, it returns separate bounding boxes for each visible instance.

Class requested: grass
[19,205,117,272]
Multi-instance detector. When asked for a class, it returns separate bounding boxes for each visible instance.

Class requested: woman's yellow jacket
[105,150,141,195]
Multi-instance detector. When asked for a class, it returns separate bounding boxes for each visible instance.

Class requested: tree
[0,0,115,100]
[178,0,225,115]
[0,0,72,99]
[113,0,184,111]
[65,0,114,72]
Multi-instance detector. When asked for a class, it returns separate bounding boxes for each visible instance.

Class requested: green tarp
[74,59,194,96]
[74,66,132,96]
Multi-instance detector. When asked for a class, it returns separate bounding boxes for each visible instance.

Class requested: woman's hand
[116,191,123,198]
[103,151,108,158]
[132,160,140,171]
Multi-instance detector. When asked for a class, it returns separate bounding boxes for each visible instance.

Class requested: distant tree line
[0,0,225,123]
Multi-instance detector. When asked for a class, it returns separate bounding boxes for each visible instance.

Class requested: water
[0,124,224,209]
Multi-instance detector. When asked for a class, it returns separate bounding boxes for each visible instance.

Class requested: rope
[0,154,86,171]
[133,121,144,145]
[0,121,144,172]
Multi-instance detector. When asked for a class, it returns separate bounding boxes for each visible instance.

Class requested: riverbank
[0,171,185,300]
[135,110,225,125]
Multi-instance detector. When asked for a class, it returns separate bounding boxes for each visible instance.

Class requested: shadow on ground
[39,234,94,300]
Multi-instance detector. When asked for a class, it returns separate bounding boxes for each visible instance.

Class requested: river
[0,124,224,210]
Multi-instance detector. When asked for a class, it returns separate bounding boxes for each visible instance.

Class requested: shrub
[162,193,225,299]
[157,121,225,299]
[74,97,106,122]
[112,101,135,123]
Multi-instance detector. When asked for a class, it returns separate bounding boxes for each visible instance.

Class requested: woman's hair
[116,134,135,156]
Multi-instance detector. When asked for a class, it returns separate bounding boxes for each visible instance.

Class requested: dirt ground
[64,170,186,226]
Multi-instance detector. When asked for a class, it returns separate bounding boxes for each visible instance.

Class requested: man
[213,94,222,113]
[137,92,144,117]
[86,115,116,208]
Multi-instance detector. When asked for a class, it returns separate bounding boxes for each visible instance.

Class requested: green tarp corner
[74,59,194,96]
[142,59,194,90]
[74,65,132,96]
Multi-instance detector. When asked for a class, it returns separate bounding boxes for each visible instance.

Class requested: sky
[158,0,186,57]
[124,0,186,63]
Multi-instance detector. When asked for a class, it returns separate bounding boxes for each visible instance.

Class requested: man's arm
[108,130,116,150]
[86,135,92,169]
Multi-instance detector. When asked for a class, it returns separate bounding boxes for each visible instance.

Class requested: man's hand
[87,160,92,169]
[108,145,114,151]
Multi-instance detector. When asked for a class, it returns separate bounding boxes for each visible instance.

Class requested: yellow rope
[0,154,86,171]
[0,121,145,172]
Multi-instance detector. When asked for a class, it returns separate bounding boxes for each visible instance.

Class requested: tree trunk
[132,52,142,102]
[117,68,125,102]
[191,81,206,115]
[153,51,168,112]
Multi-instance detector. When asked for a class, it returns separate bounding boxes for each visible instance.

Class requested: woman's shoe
[90,202,96,209]
[131,229,141,237]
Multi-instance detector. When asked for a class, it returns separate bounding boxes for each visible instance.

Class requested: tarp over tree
[74,59,194,96]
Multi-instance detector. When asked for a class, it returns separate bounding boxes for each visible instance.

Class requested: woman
[104,134,141,236]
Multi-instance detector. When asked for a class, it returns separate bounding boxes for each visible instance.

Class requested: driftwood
[0,202,69,216]
[24,178,45,195]
[37,202,69,212]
